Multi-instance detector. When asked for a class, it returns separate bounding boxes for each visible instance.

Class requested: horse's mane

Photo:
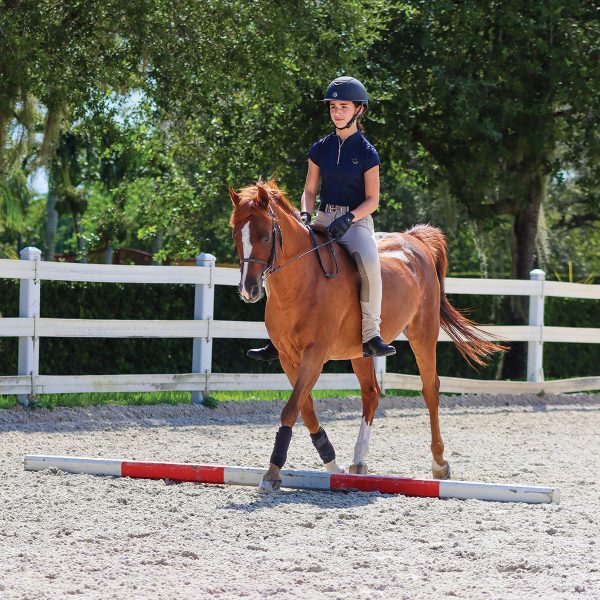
[231,179,299,224]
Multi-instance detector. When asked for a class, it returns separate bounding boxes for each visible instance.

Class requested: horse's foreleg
[259,347,328,492]
[349,357,381,474]
[408,326,450,480]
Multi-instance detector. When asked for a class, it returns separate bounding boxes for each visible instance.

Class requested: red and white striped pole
[24,455,560,505]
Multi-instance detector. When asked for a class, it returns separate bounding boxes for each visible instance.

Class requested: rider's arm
[350,165,380,221]
[301,159,320,214]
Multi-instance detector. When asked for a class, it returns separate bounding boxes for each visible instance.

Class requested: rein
[240,205,339,280]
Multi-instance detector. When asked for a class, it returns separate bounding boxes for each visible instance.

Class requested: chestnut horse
[229,180,502,492]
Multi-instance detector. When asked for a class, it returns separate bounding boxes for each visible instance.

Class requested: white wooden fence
[1,246,599,405]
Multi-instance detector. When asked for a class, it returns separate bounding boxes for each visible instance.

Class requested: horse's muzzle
[239,280,264,303]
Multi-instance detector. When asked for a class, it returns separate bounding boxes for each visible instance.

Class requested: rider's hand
[328,213,354,240]
[300,211,311,226]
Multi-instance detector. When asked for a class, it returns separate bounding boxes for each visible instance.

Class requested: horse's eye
[263,234,271,243]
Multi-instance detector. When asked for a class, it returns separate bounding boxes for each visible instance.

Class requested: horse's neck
[273,205,311,257]
[267,205,316,297]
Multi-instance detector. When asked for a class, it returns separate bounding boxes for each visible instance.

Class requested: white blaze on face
[353,417,372,466]
[239,221,253,299]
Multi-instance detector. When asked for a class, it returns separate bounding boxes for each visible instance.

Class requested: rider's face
[329,101,361,127]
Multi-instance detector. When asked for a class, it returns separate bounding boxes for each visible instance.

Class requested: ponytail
[354,102,366,133]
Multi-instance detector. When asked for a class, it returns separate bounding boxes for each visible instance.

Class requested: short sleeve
[363,144,380,172]
[308,140,321,166]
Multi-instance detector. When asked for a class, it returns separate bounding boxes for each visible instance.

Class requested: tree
[369,1,600,377]
[1,1,385,260]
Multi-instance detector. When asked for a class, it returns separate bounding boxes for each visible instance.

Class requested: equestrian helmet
[322,76,368,107]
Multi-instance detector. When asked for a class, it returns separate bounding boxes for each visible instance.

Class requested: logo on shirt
[352,157,359,165]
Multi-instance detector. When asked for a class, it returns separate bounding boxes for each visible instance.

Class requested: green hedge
[0,280,597,380]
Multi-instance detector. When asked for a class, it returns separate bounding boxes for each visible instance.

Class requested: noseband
[239,205,339,280]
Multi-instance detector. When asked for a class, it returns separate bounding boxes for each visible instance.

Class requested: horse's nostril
[249,284,260,297]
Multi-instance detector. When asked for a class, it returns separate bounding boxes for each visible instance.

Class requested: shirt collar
[334,130,361,143]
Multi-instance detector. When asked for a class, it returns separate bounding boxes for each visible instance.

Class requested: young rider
[248,76,396,361]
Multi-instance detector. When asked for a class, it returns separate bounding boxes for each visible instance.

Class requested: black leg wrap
[310,427,336,464]
[270,426,293,468]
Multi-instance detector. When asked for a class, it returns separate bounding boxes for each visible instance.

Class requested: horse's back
[377,231,437,284]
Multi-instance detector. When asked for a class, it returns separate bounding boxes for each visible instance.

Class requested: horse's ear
[257,185,270,208]
[229,186,241,206]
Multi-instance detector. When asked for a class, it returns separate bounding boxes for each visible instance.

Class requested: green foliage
[0,1,599,382]
[544,297,600,379]
[370,0,600,279]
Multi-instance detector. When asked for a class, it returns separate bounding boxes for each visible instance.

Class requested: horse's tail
[406,224,506,367]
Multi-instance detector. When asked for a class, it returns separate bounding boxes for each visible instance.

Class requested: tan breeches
[312,210,382,342]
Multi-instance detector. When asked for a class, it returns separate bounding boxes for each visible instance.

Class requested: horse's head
[229,183,283,303]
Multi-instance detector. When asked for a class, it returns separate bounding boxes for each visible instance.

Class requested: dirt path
[1,394,599,599]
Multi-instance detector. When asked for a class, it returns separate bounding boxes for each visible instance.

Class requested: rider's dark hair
[354,102,366,133]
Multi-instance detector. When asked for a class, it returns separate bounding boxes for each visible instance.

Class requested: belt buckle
[325,204,348,214]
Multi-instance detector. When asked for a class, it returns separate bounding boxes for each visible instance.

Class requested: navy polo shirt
[308,131,379,211]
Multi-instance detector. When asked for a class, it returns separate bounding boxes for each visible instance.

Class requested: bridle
[238,205,339,280]
[239,205,284,277]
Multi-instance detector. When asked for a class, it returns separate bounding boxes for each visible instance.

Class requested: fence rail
[2,318,600,345]
[1,248,599,404]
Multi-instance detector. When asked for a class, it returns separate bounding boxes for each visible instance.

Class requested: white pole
[527,269,545,383]
[23,454,560,504]
[192,253,216,404]
[17,247,42,406]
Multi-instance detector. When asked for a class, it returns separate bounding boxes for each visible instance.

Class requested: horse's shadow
[219,488,386,512]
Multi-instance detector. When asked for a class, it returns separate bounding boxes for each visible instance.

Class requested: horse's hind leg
[407,319,450,480]
[301,395,343,473]
[348,357,381,474]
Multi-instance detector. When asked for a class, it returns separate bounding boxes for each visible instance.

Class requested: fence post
[192,253,216,404]
[18,247,42,406]
[374,356,387,394]
[527,269,545,383]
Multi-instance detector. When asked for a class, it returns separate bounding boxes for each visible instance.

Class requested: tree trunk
[73,211,87,263]
[151,231,163,265]
[501,171,546,380]
[45,178,59,261]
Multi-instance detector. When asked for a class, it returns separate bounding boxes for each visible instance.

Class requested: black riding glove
[300,211,311,226]
[328,213,354,240]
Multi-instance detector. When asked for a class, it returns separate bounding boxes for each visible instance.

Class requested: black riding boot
[247,340,279,362]
[363,335,396,358]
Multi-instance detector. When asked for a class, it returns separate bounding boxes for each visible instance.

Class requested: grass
[0,388,423,410]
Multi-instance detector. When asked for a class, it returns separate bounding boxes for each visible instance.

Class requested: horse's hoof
[432,460,450,480]
[258,476,282,493]
[349,463,368,474]
[325,459,344,473]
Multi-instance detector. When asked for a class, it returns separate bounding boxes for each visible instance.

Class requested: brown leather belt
[321,204,350,215]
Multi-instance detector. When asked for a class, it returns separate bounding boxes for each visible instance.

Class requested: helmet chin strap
[335,106,364,130]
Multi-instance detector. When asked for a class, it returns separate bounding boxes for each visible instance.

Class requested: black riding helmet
[322,76,368,130]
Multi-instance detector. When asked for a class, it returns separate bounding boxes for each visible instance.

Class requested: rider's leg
[247,270,280,362]
[247,340,279,362]
[337,216,395,357]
